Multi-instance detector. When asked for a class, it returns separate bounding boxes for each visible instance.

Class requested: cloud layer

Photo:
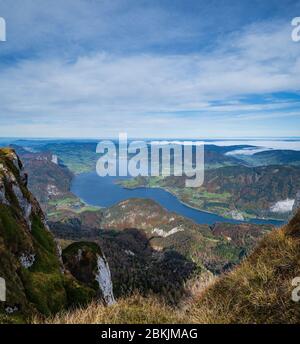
[0,0,299,138]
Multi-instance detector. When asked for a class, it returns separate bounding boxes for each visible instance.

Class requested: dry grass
[34,294,187,324]
[188,224,300,324]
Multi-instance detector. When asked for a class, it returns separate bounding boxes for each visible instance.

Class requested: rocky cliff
[62,242,115,306]
[0,149,114,323]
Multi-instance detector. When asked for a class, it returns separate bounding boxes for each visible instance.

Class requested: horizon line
[1,136,300,141]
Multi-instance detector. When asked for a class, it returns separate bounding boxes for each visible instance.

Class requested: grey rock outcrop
[95,254,116,306]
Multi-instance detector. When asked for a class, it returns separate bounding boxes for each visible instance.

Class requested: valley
[118,163,300,221]
[1,139,300,323]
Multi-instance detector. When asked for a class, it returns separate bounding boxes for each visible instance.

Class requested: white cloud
[0,18,300,137]
[270,199,295,213]
[226,147,274,156]
[213,141,300,151]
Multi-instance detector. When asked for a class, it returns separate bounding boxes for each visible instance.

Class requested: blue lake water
[71,172,284,227]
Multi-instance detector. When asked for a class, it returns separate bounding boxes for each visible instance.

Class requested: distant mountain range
[233,149,300,167]
[10,141,300,221]
[119,163,300,220]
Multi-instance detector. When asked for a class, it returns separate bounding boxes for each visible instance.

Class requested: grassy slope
[35,294,186,324]
[188,209,300,324]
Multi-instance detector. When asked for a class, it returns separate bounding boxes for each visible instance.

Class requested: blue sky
[0,0,300,138]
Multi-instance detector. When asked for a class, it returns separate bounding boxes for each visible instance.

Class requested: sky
[0,0,300,139]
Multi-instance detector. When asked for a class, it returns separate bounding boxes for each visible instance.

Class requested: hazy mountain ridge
[121,164,300,220]
[234,149,300,167]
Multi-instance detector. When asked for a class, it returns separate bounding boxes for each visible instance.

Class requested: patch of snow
[270,199,295,213]
[95,254,116,306]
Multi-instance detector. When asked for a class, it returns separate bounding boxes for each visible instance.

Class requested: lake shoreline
[71,172,284,227]
[117,182,285,225]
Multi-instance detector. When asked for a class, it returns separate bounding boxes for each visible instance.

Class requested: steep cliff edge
[0,149,114,323]
[62,242,115,306]
[0,148,68,322]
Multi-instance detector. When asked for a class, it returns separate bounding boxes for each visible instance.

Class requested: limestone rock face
[0,149,97,323]
[62,241,115,306]
[95,254,115,305]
